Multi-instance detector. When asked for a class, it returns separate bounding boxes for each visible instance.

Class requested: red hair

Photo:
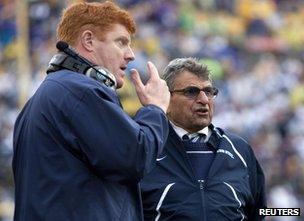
[57,1,136,46]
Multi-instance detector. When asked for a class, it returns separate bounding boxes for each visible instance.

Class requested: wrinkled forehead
[172,71,212,88]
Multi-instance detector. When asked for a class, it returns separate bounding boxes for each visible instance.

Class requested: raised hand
[130,61,170,113]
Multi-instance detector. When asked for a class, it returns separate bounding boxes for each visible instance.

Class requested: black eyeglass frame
[170,86,219,99]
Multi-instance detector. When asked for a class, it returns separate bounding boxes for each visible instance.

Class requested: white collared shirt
[170,121,211,142]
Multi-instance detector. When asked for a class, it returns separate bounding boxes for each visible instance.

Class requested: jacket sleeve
[247,147,267,221]
[63,86,169,183]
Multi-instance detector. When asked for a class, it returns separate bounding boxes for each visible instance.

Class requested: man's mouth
[195,108,209,115]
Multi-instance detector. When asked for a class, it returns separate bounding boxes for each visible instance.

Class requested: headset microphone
[56,41,81,60]
[47,41,117,90]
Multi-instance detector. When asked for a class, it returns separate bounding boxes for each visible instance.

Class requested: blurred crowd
[1,0,304,220]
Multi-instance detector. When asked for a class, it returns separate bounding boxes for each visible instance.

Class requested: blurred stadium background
[0,0,303,220]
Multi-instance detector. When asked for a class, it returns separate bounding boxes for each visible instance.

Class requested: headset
[47,41,117,90]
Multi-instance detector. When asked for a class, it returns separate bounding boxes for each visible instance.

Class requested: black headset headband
[47,53,88,74]
[46,41,117,89]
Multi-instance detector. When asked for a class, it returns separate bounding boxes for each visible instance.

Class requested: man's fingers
[147,61,160,81]
[130,69,144,92]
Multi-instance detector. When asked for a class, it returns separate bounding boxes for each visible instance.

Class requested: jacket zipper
[178,138,208,221]
[198,180,206,221]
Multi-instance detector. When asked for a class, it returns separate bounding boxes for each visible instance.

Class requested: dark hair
[162,57,212,90]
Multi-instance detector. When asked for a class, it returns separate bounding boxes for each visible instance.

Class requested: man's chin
[195,119,211,128]
[116,79,124,89]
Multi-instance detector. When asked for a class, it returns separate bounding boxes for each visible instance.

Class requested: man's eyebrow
[115,36,130,44]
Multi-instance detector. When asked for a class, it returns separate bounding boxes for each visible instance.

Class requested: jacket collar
[169,123,223,151]
[206,124,222,151]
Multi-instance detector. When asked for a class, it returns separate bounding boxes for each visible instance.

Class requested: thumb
[130,69,144,92]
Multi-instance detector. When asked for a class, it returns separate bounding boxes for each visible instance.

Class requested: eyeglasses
[170,86,219,99]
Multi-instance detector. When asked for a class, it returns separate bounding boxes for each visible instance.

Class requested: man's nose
[125,46,135,62]
[196,91,209,104]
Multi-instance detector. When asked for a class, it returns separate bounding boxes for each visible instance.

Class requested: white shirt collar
[170,121,211,141]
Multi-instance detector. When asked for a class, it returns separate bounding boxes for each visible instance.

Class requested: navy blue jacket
[13,70,169,221]
[140,125,266,221]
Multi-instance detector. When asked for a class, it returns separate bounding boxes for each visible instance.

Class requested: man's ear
[80,30,94,52]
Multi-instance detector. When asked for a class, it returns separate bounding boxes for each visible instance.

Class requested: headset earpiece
[85,66,117,90]
[47,52,117,90]
[47,41,117,90]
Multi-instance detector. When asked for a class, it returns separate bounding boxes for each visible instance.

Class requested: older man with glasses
[140,57,266,221]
